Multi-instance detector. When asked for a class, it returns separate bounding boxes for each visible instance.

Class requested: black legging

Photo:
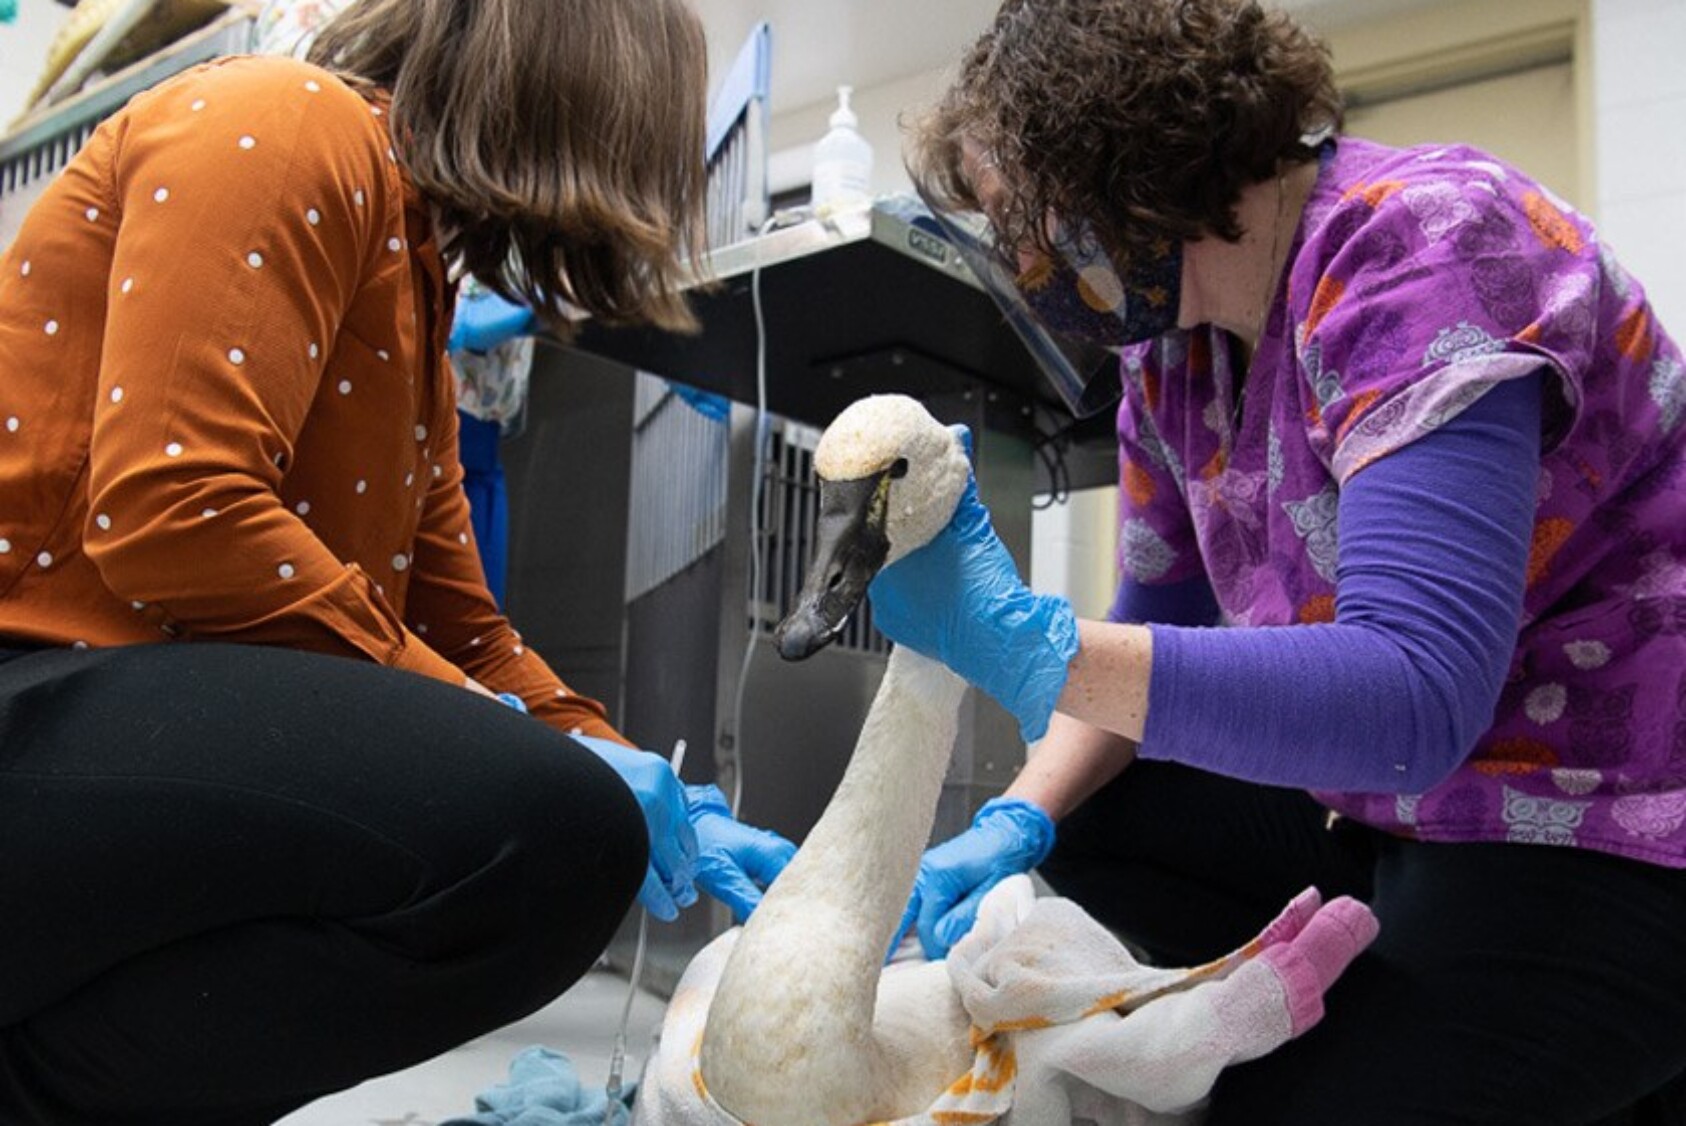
[0,642,646,1126]
[1040,761,1686,1125]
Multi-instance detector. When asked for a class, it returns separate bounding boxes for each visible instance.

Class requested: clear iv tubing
[604,738,688,1125]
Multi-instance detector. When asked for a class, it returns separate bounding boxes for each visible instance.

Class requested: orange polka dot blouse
[0,55,621,740]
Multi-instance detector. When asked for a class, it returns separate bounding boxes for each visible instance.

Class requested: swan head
[774,395,971,661]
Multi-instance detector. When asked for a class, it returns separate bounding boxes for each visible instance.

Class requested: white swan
[698,394,978,1125]
[636,393,1379,1126]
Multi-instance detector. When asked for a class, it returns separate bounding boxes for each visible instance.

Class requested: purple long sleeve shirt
[1114,137,1686,866]
[1127,374,1538,794]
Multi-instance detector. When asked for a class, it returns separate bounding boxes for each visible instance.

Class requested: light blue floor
[275,969,667,1126]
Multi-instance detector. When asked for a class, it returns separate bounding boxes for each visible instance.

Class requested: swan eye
[889,458,909,480]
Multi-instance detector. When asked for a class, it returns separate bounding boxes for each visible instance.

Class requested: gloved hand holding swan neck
[867,430,1079,743]
[895,796,1056,960]
[686,784,798,923]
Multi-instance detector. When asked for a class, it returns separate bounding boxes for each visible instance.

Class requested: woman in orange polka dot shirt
[0,1,795,1121]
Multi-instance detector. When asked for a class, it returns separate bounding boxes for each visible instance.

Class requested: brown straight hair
[309,0,708,334]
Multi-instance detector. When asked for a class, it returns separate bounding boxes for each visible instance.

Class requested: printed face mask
[913,183,1171,418]
[1013,223,1182,347]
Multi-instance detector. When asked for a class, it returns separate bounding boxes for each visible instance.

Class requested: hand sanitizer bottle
[811,85,874,211]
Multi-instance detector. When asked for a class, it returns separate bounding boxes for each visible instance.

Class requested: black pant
[0,643,646,1126]
[1040,761,1686,1125]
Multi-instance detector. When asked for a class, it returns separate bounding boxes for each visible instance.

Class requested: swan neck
[700,647,966,1119]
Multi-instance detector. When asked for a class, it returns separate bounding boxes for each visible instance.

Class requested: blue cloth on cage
[441,1046,636,1126]
[667,381,730,423]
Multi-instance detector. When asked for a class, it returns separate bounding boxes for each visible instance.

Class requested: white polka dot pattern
[0,59,596,726]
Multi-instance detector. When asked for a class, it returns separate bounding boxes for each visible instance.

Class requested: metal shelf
[573,197,1121,487]
[576,200,1046,427]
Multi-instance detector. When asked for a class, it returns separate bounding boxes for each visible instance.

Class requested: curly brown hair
[309,0,707,334]
[909,0,1342,265]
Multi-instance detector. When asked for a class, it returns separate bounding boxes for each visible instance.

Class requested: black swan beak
[773,470,893,661]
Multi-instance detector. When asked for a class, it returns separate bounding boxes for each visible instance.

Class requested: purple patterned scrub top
[1116,137,1686,865]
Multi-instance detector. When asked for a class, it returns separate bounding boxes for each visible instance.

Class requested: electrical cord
[1030,406,1080,509]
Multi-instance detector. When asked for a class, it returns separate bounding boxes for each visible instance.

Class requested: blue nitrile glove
[495,692,528,713]
[868,426,1080,743]
[448,289,537,354]
[686,784,798,924]
[893,797,1056,960]
[571,735,698,922]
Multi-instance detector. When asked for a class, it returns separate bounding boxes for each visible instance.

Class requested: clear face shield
[914,183,1183,419]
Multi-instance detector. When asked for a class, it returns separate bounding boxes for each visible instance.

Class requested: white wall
[1345,62,1582,208]
[1591,0,1686,334]
[0,0,70,126]
[767,66,949,198]
[1028,487,1122,620]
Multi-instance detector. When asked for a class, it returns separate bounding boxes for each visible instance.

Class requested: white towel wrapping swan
[634,874,1377,1126]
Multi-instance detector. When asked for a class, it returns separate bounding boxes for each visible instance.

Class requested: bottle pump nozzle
[830,85,857,129]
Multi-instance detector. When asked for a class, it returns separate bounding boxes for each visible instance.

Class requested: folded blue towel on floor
[440,1046,635,1126]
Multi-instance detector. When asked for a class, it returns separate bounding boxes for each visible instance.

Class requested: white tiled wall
[1592,0,1686,334]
